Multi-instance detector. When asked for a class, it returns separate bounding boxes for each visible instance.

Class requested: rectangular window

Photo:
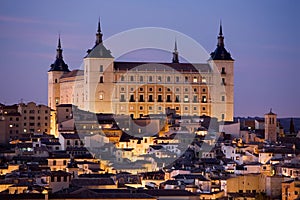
[202,96,207,103]
[222,96,225,101]
[166,95,171,102]
[193,95,198,103]
[221,67,226,74]
[130,95,135,102]
[100,65,103,72]
[175,95,180,102]
[176,76,180,82]
[139,95,144,102]
[193,77,197,83]
[140,76,143,82]
[184,95,189,102]
[157,95,163,102]
[120,94,126,102]
[185,76,189,83]
[157,76,162,82]
[148,95,153,102]
[148,76,153,82]
[100,76,103,83]
[130,76,134,82]
[222,78,226,85]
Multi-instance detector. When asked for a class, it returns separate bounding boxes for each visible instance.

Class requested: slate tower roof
[49,36,70,72]
[85,18,113,58]
[210,22,234,61]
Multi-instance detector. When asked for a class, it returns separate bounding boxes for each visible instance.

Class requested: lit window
[157,76,162,82]
[184,95,189,102]
[193,77,197,83]
[202,77,207,83]
[99,94,103,100]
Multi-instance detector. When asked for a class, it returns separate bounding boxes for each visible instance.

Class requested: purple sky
[0,0,299,118]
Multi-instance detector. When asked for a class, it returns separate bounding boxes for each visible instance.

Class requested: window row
[120,94,208,103]
[119,75,207,83]
[119,87,207,93]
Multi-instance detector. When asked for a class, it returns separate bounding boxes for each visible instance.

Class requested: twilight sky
[0,0,299,118]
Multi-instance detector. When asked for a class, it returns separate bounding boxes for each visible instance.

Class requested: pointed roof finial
[95,18,103,45]
[97,17,101,33]
[219,20,223,36]
[58,34,61,49]
[172,38,179,63]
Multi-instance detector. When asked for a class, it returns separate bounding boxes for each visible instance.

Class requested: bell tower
[265,109,277,143]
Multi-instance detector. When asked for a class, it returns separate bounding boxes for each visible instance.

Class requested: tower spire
[172,39,179,63]
[56,35,63,59]
[58,34,61,49]
[217,20,224,47]
[219,20,223,36]
[49,34,70,72]
[96,18,103,45]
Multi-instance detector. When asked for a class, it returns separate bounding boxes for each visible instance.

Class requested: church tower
[208,22,234,121]
[264,109,277,143]
[48,36,70,110]
[83,19,114,113]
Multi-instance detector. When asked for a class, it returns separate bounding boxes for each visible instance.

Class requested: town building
[0,102,51,144]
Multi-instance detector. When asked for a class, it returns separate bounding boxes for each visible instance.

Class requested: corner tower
[48,36,70,110]
[208,22,234,121]
[83,19,114,113]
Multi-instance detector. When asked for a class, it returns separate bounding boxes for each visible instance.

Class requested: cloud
[0,15,77,27]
